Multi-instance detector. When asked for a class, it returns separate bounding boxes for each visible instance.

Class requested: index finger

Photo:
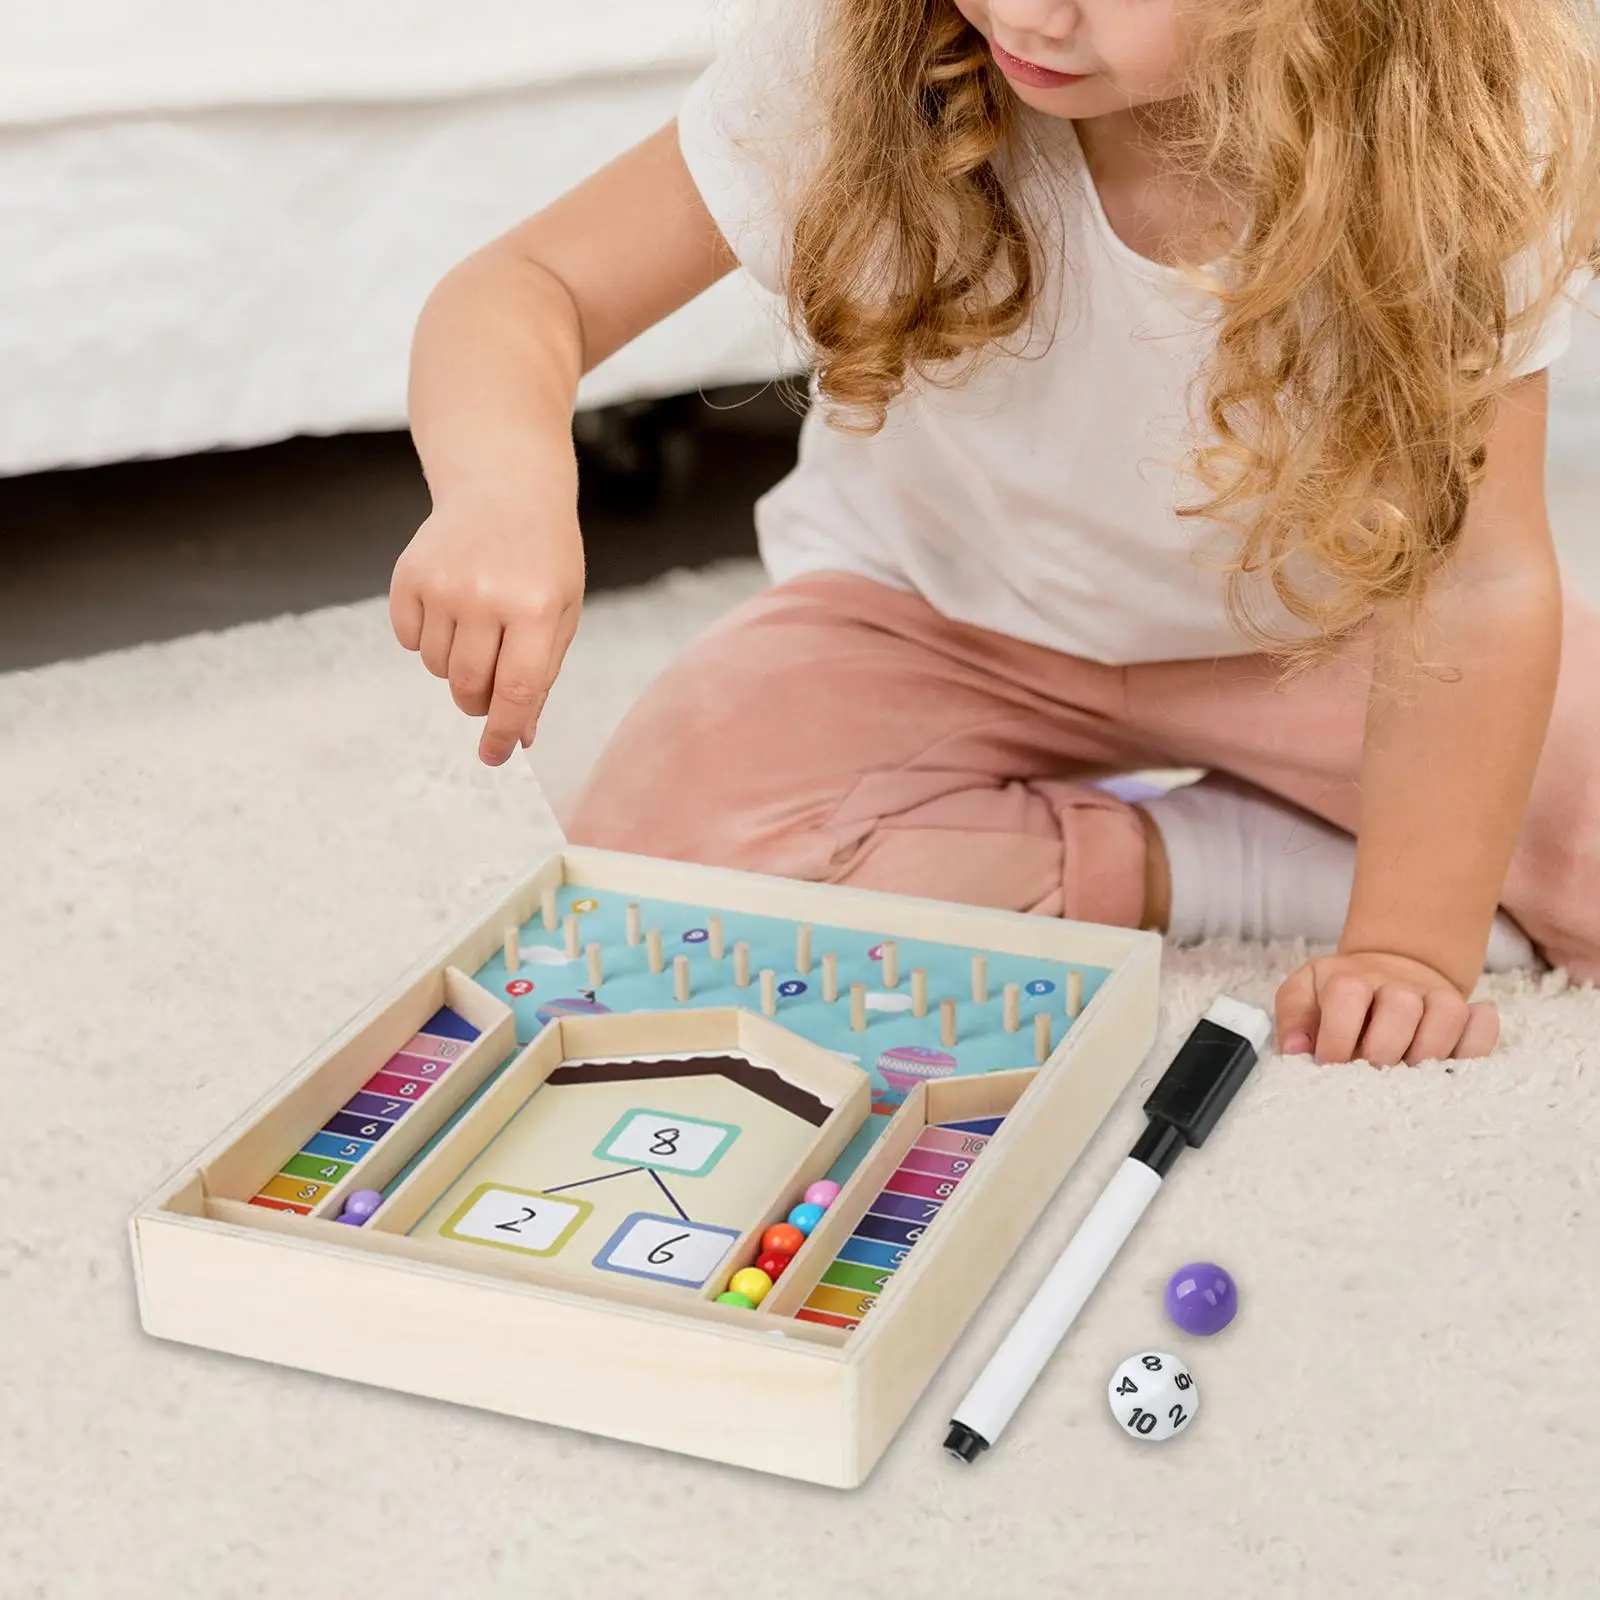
[480,625,555,766]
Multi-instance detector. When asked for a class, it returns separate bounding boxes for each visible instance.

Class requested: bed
[1,1,1593,479]
[0,0,796,477]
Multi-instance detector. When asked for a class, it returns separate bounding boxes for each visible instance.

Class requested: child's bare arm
[395,122,739,766]
[1276,371,1563,1064]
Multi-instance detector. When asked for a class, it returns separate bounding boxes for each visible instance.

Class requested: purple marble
[1165,1262,1238,1336]
[340,1189,384,1223]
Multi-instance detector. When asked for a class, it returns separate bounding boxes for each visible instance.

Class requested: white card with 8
[1107,1351,1199,1441]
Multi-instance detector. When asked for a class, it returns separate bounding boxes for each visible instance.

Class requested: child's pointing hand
[390,485,585,767]
[1275,952,1500,1066]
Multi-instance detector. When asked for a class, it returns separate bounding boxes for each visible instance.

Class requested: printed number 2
[495,1206,540,1234]
[647,1231,689,1264]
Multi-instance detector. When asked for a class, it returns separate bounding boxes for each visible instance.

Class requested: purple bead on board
[1165,1262,1237,1336]
[341,1188,384,1222]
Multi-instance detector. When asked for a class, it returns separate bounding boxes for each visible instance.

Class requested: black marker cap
[1141,997,1271,1153]
[944,1422,990,1463]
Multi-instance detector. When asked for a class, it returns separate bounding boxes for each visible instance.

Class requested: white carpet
[5,538,1599,1598]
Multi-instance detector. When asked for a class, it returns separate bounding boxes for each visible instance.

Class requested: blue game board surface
[468,887,1108,1182]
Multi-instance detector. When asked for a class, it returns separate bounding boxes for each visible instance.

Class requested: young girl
[393,0,1600,1067]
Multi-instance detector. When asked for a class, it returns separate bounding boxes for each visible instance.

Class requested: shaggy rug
[4,556,1597,1599]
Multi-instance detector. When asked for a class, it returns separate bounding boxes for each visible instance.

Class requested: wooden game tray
[130,846,1160,1487]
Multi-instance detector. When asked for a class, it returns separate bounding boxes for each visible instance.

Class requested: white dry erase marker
[944,994,1272,1463]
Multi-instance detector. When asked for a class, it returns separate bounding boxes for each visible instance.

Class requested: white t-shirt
[675,18,1577,664]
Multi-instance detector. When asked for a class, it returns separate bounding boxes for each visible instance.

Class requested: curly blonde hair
[784,0,1600,655]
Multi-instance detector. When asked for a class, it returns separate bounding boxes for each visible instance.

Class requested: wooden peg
[881,940,900,989]
[625,903,642,947]
[1003,983,1021,1033]
[796,924,813,975]
[1034,1012,1053,1064]
[503,926,521,973]
[822,952,839,1004]
[849,982,867,1032]
[586,942,604,990]
[971,955,988,1005]
[540,887,558,931]
[646,928,665,975]
[910,969,928,1019]
[760,969,778,1017]
[674,955,691,1003]
[709,915,725,960]
[940,998,958,1049]
[563,914,581,960]
[1066,968,1084,1019]
[733,941,751,988]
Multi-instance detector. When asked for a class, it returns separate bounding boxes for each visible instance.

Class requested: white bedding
[0,0,795,477]
[0,0,721,122]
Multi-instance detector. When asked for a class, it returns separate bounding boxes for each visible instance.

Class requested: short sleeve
[1502,240,1591,378]
[676,5,822,296]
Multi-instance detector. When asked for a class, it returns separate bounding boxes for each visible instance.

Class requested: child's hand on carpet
[1274,951,1499,1066]
[390,485,586,766]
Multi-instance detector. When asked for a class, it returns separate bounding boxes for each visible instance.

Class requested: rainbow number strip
[794,1114,1003,1332]
[249,1007,480,1215]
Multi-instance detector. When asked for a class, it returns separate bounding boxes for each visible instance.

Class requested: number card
[591,1213,742,1287]
[438,1184,593,1258]
[593,1109,739,1178]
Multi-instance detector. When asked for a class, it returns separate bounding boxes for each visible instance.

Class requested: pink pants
[568,572,1600,982]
